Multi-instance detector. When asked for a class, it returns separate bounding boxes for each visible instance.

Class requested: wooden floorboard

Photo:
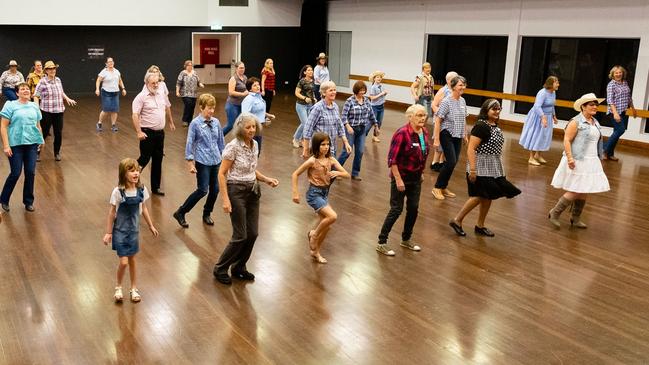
[1,86,649,364]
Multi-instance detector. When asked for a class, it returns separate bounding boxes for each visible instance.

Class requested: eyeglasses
[492,107,502,111]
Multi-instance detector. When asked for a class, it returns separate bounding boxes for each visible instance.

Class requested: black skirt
[466,174,521,200]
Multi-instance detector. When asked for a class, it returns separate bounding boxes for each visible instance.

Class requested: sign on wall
[87,45,105,60]
[200,39,220,65]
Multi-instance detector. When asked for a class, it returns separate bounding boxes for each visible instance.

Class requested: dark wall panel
[0,25,300,94]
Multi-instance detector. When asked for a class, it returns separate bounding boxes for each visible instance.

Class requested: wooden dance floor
[1,86,649,364]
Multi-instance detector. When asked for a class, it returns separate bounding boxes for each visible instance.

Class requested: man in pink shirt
[132,72,175,195]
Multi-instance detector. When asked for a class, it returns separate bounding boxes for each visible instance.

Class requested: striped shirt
[34,76,66,113]
[606,80,632,114]
[303,100,345,155]
[341,95,377,127]
[436,96,468,138]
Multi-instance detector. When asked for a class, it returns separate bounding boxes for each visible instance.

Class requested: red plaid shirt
[387,123,430,180]
[35,77,66,113]
[262,69,275,91]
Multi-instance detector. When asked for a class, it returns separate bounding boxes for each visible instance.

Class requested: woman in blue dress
[519,76,560,165]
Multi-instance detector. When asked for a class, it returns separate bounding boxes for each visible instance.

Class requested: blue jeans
[366,105,384,136]
[223,102,241,136]
[337,124,367,177]
[604,113,629,157]
[1,144,38,206]
[2,87,17,101]
[434,130,462,189]
[417,97,432,121]
[294,103,312,141]
[178,162,220,216]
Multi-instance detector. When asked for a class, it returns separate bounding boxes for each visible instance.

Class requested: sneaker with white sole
[376,243,395,256]
[96,122,103,132]
[400,240,421,251]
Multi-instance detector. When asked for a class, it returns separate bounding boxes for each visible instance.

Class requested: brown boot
[548,196,571,228]
[570,199,588,228]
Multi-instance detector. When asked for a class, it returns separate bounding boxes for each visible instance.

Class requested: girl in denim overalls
[103,158,158,303]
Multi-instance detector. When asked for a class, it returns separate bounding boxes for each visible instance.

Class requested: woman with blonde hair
[260,58,276,113]
[368,70,388,142]
[224,61,248,135]
[519,76,560,165]
[603,65,637,161]
[410,62,434,121]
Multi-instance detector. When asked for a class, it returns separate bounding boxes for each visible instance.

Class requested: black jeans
[378,177,422,244]
[435,129,462,189]
[214,182,260,274]
[262,91,274,112]
[178,162,219,216]
[137,128,165,191]
[181,97,197,124]
[41,111,64,155]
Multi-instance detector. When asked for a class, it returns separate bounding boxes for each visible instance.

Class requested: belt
[141,128,164,133]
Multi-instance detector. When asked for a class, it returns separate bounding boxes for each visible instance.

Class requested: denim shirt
[568,113,603,160]
[185,115,225,166]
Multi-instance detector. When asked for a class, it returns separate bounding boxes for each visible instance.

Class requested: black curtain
[298,0,328,80]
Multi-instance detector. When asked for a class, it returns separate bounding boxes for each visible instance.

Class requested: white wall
[0,0,301,27]
[328,0,649,144]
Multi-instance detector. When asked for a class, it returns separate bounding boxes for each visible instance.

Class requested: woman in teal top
[0,82,44,212]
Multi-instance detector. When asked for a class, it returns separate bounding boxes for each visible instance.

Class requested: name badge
[412,143,420,147]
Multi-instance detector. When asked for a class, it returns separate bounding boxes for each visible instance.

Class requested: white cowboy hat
[369,70,385,81]
[573,93,605,111]
[316,52,328,60]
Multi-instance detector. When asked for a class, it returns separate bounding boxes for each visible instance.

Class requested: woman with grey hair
[301,81,351,159]
[548,93,609,229]
[432,75,468,200]
[429,71,458,171]
[213,112,279,285]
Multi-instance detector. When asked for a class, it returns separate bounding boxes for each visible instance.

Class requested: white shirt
[98,68,121,92]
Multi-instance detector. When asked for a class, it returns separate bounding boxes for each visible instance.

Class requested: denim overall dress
[112,188,144,257]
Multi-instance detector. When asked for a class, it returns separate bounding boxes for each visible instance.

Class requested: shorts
[306,185,329,212]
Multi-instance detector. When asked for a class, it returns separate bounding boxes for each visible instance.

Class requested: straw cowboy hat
[43,61,59,69]
[369,70,385,82]
[6,60,19,68]
[316,52,328,60]
[573,93,605,111]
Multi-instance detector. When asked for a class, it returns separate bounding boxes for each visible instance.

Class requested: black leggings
[41,111,64,155]
[182,97,197,124]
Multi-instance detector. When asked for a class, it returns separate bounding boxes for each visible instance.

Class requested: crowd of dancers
[0,55,630,301]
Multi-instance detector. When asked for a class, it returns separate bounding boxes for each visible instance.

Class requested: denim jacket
[568,113,603,160]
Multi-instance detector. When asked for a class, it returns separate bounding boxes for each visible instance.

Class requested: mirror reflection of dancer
[292,132,350,264]
[103,158,158,303]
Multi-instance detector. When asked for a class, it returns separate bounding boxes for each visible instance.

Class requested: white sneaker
[114,286,123,302]
[400,240,421,251]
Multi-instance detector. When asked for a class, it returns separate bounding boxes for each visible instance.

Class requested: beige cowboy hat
[573,93,605,111]
[6,60,19,68]
[316,52,328,60]
[369,70,385,81]
[43,60,59,69]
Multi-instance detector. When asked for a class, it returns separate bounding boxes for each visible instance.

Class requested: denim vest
[568,113,603,160]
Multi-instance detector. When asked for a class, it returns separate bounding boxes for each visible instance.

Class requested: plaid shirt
[303,100,345,155]
[34,77,66,113]
[467,120,505,177]
[387,123,430,180]
[606,80,632,114]
[341,95,377,127]
[262,69,275,91]
[436,96,467,138]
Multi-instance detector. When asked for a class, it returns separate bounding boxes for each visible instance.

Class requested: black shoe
[152,189,165,196]
[214,272,232,285]
[1,203,9,212]
[431,162,443,172]
[25,205,35,212]
[449,220,466,236]
[232,270,255,281]
[173,210,189,228]
[474,226,495,237]
[202,216,214,225]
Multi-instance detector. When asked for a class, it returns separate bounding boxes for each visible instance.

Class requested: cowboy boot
[570,199,588,228]
[548,196,571,228]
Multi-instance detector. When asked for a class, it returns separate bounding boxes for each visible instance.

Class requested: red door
[200,39,220,64]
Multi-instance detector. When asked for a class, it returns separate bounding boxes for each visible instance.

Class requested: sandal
[311,254,328,264]
[129,288,141,303]
[114,286,123,303]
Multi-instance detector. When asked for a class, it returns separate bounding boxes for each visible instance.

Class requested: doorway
[191,32,241,84]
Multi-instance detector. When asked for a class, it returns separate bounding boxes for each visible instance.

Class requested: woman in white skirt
[548,93,610,228]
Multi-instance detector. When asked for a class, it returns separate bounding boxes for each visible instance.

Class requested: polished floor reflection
[1,87,649,364]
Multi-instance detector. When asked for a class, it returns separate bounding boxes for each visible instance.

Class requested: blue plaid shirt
[185,115,225,166]
[606,80,632,114]
[303,100,345,154]
[341,95,377,127]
